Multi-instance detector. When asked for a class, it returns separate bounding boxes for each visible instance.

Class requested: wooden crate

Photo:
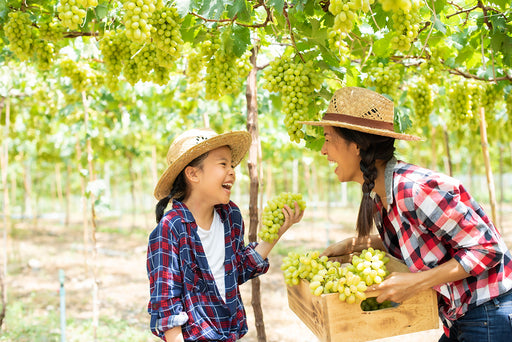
[286,255,439,342]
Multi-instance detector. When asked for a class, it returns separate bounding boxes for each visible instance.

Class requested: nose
[321,142,327,155]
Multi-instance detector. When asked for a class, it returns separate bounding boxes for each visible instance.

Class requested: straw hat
[154,128,252,200]
[299,87,421,141]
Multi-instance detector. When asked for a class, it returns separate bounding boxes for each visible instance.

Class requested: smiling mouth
[222,183,233,190]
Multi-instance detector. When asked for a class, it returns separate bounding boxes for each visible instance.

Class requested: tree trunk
[245,46,267,342]
[65,163,71,227]
[430,125,437,170]
[499,145,504,229]
[127,154,136,228]
[479,107,498,228]
[55,163,64,213]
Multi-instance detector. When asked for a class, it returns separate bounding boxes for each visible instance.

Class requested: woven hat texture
[154,128,251,200]
[299,87,421,141]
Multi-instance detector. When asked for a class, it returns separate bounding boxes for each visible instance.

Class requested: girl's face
[189,146,235,205]
[321,126,363,184]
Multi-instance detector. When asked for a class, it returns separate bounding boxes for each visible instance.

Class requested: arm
[164,326,184,342]
[255,201,304,259]
[368,258,470,303]
[320,234,385,257]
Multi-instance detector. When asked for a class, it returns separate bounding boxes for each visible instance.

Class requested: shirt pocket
[183,263,207,293]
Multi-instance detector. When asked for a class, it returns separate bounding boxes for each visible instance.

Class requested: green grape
[364,62,401,98]
[283,248,390,307]
[33,39,55,71]
[327,31,350,64]
[4,11,36,61]
[121,42,161,85]
[448,79,473,126]
[259,192,306,243]
[204,49,252,100]
[77,0,98,7]
[408,77,433,127]
[389,1,422,52]
[39,18,65,42]
[57,0,88,30]
[123,0,162,43]
[378,0,412,12]
[151,65,170,86]
[263,54,322,143]
[60,59,98,92]
[99,30,132,75]
[419,60,444,85]
[328,0,373,34]
[150,6,183,59]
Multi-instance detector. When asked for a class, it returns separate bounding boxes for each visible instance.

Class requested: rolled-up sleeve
[147,219,188,339]
[237,241,270,284]
[412,182,503,277]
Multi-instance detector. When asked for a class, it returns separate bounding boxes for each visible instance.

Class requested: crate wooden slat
[286,255,439,342]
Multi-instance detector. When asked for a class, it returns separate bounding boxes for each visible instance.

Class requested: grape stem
[282,6,304,63]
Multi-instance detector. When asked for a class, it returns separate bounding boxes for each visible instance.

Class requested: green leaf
[228,0,251,22]
[230,25,251,57]
[454,45,474,65]
[372,32,393,58]
[95,3,109,20]
[433,0,447,13]
[269,0,285,14]
[304,134,324,151]
[491,0,509,10]
[432,17,446,35]
[176,0,192,17]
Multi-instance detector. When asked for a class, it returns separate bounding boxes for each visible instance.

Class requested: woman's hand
[278,201,305,238]
[366,272,427,304]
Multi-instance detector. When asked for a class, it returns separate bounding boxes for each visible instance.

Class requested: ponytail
[333,127,395,237]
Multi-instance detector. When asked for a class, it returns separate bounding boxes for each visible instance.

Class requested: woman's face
[321,126,364,184]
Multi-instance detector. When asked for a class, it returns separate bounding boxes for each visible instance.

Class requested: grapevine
[281,248,391,306]
[262,53,323,142]
[259,192,306,243]
[4,11,36,61]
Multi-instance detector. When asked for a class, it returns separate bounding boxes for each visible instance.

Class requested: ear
[351,142,361,156]
[184,165,200,183]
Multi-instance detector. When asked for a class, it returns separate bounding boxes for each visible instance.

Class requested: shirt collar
[171,200,228,223]
[384,157,397,210]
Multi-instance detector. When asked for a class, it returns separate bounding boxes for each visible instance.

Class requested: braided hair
[155,152,209,223]
[333,127,395,237]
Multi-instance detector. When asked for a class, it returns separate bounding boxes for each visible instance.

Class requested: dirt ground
[3,203,512,342]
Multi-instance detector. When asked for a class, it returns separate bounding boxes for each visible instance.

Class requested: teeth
[223,183,232,189]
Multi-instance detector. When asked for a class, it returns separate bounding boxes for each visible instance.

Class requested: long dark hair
[333,127,395,237]
[155,152,209,223]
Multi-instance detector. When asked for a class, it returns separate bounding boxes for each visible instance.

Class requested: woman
[299,87,512,341]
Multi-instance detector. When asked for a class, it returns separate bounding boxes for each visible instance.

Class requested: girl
[147,128,304,342]
[300,87,512,342]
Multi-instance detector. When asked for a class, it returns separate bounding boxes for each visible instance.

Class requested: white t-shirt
[197,210,226,301]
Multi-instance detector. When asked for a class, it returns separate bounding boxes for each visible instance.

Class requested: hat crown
[327,87,394,123]
[166,128,217,165]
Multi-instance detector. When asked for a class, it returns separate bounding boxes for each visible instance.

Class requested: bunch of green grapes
[33,39,55,71]
[122,43,164,85]
[390,1,422,52]
[259,192,306,243]
[328,0,373,33]
[151,65,170,86]
[77,0,98,7]
[204,49,252,100]
[263,54,322,142]
[327,31,350,64]
[60,59,97,92]
[39,18,65,42]
[419,60,444,85]
[150,6,183,59]
[480,83,502,118]
[448,79,473,126]
[4,11,36,61]
[58,0,87,30]
[99,30,132,76]
[408,78,433,127]
[282,248,390,306]
[360,297,393,311]
[505,92,512,134]
[364,62,401,97]
[378,0,412,11]
[123,0,161,43]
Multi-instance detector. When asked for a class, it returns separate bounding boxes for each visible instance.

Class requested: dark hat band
[323,113,394,132]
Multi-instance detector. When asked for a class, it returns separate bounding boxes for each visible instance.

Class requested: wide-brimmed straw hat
[154,128,251,200]
[299,87,421,141]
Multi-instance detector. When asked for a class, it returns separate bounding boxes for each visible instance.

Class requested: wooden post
[442,125,452,177]
[245,46,267,342]
[1,97,10,302]
[479,106,498,227]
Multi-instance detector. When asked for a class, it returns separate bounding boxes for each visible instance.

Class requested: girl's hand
[278,201,304,237]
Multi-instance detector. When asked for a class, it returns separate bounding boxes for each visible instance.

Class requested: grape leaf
[176,0,192,17]
[269,0,284,14]
[231,25,251,57]
[228,0,251,22]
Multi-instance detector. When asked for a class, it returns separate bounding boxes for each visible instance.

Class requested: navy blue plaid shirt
[147,200,269,341]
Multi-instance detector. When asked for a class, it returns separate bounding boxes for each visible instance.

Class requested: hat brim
[154,131,252,200]
[298,120,423,141]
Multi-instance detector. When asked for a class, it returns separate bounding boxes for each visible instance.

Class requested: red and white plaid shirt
[374,158,512,327]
